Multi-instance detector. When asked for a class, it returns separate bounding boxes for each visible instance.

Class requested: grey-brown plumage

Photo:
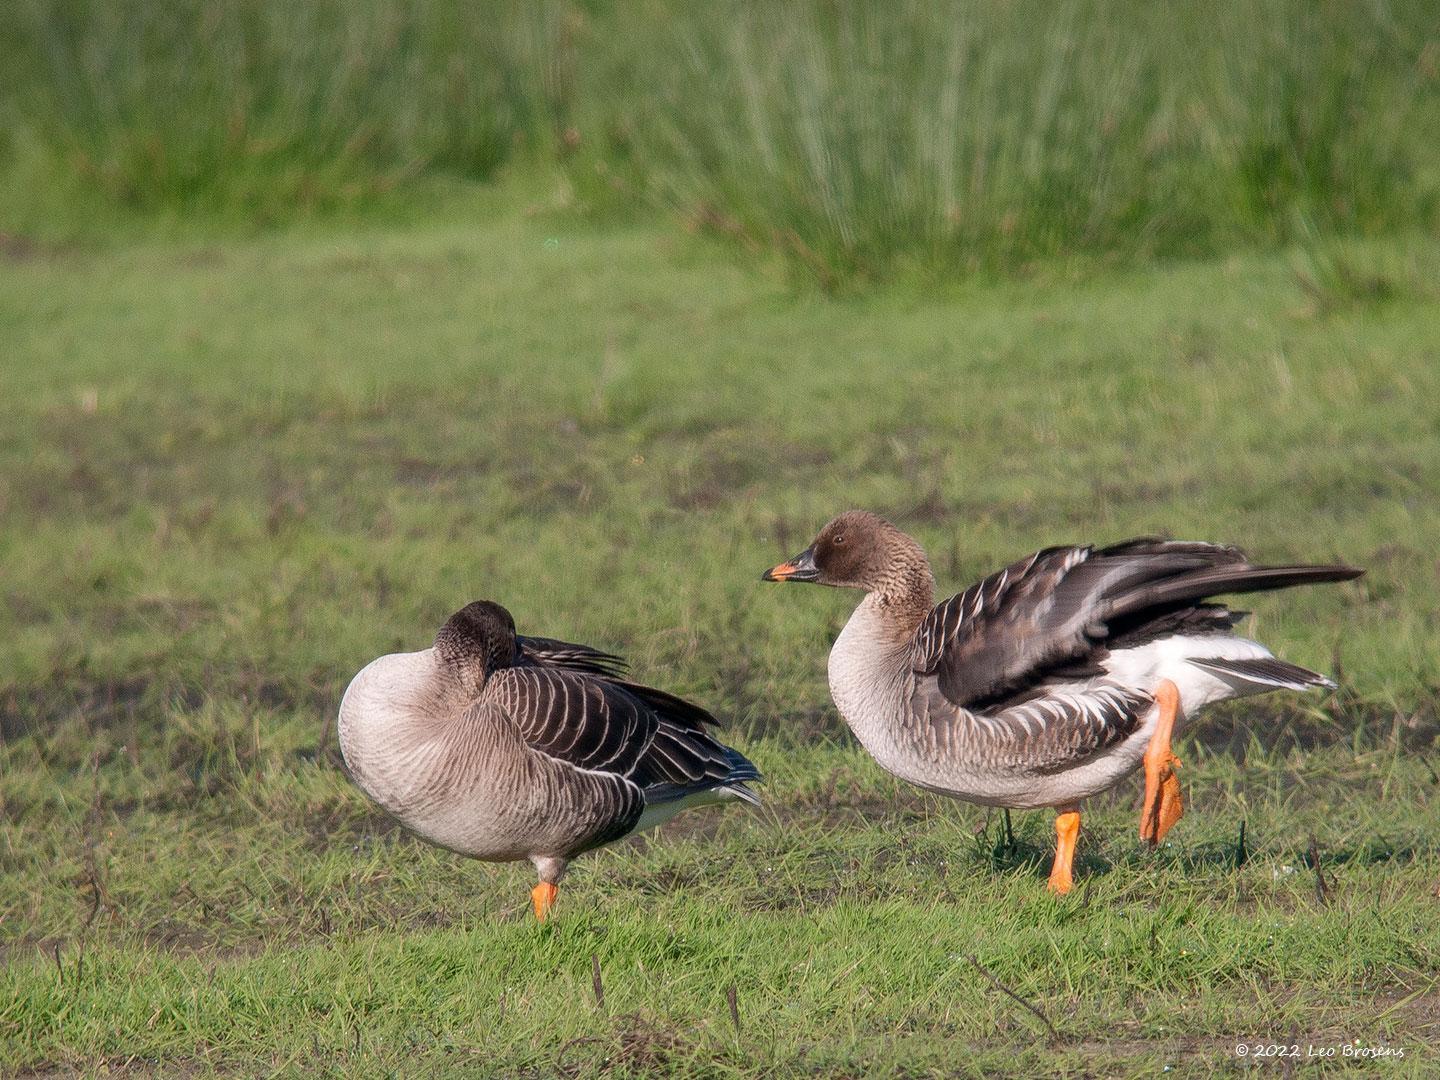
[763,511,1361,812]
[338,601,759,919]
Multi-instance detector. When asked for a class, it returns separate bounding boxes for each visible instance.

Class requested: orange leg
[531,881,558,922]
[1139,679,1184,845]
[1047,808,1081,894]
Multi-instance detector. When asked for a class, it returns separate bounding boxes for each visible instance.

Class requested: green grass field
[3,184,1439,1075]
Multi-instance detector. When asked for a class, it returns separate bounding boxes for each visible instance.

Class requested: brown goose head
[435,600,517,692]
[762,510,931,596]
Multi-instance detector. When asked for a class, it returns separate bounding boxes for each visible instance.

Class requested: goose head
[434,600,517,693]
[762,510,931,595]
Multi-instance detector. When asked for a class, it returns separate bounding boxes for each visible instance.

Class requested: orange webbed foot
[1140,752,1184,844]
[531,882,558,921]
[1048,809,1081,895]
[1139,679,1184,846]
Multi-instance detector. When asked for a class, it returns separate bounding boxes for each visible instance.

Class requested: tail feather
[1188,655,1336,692]
[722,783,762,807]
[719,747,762,806]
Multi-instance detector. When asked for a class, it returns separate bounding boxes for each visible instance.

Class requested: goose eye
[833,534,846,545]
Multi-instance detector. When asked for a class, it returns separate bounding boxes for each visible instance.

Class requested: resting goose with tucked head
[338,601,760,920]
[762,511,1361,893]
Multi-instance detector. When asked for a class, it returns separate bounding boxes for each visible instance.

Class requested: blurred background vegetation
[4,0,1438,285]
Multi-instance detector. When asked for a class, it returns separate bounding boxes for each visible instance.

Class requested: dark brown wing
[912,538,1362,711]
[487,665,754,794]
[517,634,628,678]
[609,679,760,798]
[489,666,653,774]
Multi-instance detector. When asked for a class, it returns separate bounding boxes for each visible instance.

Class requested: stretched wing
[912,538,1360,712]
[912,543,1121,709]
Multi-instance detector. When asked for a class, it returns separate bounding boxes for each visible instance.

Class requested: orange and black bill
[761,546,819,583]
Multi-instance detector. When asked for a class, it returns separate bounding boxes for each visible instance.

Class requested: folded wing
[517,634,628,678]
[487,663,759,802]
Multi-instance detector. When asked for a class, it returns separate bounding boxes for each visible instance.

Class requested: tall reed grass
[5,0,1438,280]
[591,0,1440,282]
[5,0,571,215]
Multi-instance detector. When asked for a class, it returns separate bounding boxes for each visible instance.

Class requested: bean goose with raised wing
[762,511,1360,893]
